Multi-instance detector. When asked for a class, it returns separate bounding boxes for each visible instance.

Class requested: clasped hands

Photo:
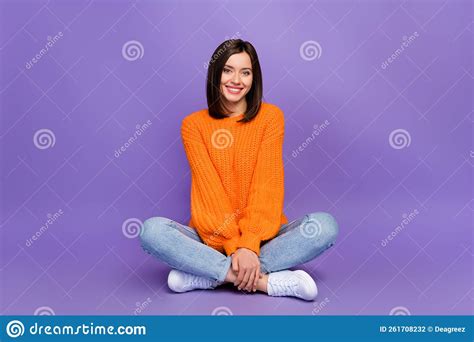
[231,247,262,292]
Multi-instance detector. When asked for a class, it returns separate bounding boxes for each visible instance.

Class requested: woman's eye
[223,69,231,73]
[243,71,251,76]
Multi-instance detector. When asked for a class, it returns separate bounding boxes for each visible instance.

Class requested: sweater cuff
[236,231,262,256]
[222,235,241,256]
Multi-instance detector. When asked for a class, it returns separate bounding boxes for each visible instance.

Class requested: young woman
[140,39,339,301]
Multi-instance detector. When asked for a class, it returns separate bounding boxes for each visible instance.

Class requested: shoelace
[271,276,299,296]
[187,274,212,288]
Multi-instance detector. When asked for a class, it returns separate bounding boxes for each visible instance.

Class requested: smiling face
[206,39,263,120]
[220,52,253,107]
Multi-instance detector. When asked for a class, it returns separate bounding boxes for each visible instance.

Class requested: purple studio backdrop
[0,0,472,316]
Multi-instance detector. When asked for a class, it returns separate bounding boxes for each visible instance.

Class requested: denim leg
[139,216,232,282]
[259,212,339,274]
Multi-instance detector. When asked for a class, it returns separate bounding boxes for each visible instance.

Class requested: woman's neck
[224,99,247,117]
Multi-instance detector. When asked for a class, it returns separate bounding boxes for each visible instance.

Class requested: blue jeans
[139,212,339,282]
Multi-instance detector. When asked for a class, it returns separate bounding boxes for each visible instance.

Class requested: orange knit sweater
[181,102,288,256]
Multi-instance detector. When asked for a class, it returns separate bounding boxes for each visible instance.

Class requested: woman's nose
[232,74,241,84]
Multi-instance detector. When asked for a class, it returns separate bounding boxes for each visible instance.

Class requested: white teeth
[227,86,242,94]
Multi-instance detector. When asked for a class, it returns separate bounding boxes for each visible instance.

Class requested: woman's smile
[225,85,244,95]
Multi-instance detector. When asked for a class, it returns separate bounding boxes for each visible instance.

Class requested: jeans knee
[305,212,339,245]
[139,216,172,252]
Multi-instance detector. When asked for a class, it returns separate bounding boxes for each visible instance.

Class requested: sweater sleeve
[236,107,285,255]
[181,117,241,256]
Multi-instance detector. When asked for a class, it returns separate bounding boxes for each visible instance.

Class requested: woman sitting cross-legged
[140,39,339,301]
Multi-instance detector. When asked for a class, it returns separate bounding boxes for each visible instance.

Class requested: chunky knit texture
[181,102,288,256]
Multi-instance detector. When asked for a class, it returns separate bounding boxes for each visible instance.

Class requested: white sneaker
[167,269,223,293]
[267,270,318,301]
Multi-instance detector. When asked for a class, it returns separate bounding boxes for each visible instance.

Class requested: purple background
[0,0,472,316]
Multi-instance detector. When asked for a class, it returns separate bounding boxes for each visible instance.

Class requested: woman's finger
[239,269,251,291]
[231,255,239,273]
[235,264,245,287]
[246,269,255,292]
[253,266,260,292]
